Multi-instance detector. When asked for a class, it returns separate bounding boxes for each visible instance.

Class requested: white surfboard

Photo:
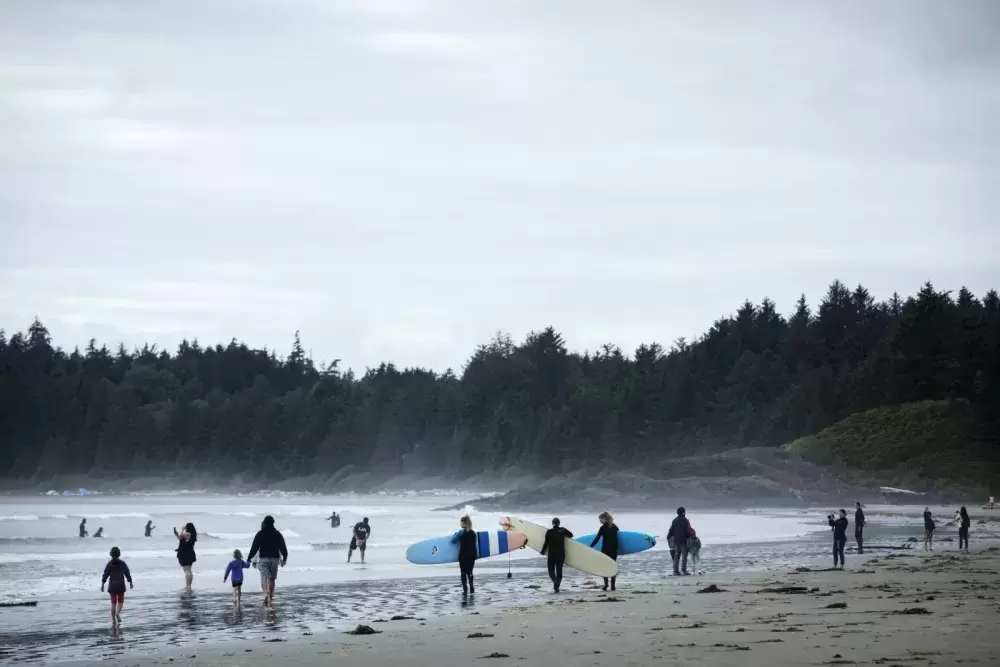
[500,516,619,578]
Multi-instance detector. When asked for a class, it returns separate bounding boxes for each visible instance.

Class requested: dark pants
[603,553,617,590]
[855,528,864,553]
[834,538,846,567]
[673,542,689,574]
[459,558,475,593]
[547,558,564,591]
[959,526,969,550]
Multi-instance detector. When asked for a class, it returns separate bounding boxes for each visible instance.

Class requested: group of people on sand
[827,503,974,569]
[448,508,701,597]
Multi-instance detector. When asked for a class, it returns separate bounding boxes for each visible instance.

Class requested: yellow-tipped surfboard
[500,516,619,578]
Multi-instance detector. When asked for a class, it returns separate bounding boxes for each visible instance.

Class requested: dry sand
[70,549,1000,666]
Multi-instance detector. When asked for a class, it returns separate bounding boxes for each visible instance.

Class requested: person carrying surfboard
[540,518,573,593]
[451,515,477,596]
[349,517,371,563]
[590,511,619,591]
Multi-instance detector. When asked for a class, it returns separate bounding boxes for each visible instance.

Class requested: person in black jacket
[829,509,848,568]
[540,518,573,592]
[248,515,288,608]
[854,502,866,554]
[666,508,692,576]
[957,506,970,552]
[590,511,619,591]
[451,515,478,596]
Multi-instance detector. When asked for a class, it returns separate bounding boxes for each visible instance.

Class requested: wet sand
[56,547,1000,667]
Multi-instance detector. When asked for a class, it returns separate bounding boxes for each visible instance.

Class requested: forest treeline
[1,280,998,481]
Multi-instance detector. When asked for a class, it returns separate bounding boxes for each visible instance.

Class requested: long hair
[598,511,612,524]
[460,515,472,530]
[960,506,969,520]
[184,522,197,544]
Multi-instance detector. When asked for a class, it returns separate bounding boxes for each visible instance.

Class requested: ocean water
[0,492,977,664]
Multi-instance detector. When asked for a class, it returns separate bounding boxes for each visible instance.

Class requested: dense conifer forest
[2,280,997,482]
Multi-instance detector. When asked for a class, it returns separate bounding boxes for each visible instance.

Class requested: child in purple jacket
[224,549,252,606]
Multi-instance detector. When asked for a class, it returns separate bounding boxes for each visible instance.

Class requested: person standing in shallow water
[248,515,288,608]
[590,511,619,591]
[348,517,371,563]
[540,518,573,593]
[451,515,477,596]
[923,508,936,551]
[79,518,88,538]
[854,502,866,554]
[173,523,197,589]
[829,509,848,569]
[144,520,155,537]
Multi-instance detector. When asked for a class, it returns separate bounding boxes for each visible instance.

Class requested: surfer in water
[93,527,104,538]
[451,515,477,596]
[174,523,197,589]
[590,511,618,591]
[144,520,155,537]
[325,512,340,528]
[348,517,371,563]
[541,518,573,593]
[854,502,866,554]
[79,518,88,538]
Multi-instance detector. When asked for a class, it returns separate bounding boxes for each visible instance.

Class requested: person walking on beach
[451,515,477,596]
[248,515,288,608]
[540,518,573,593]
[957,506,970,552]
[79,518,88,538]
[144,520,155,537]
[348,517,371,563]
[325,511,340,528]
[854,502,866,554]
[923,508,936,551]
[687,528,702,572]
[667,508,693,576]
[100,546,133,626]
[173,523,197,589]
[829,509,849,569]
[224,549,252,606]
[590,511,619,591]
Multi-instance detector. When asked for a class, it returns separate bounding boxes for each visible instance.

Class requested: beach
[52,547,1000,667]
[2,492,997,664]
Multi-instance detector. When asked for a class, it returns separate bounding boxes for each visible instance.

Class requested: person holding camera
[828,509,849,569]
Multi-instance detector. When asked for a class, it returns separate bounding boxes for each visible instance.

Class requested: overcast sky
[2,0,998,372]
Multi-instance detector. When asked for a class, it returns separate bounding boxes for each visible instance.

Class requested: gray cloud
[2,0,999,371]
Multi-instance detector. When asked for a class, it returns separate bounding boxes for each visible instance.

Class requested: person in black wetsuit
[957,506,970,552]
[666,508,692,576]
[79,518,88,538]
[144,520,155,537]
[451,515,477,596]
[93,527,104,538]
[325,512,340,528]
[854,502,866,554]
[829,509,848,569]
[540,518,573,593]
[348,517,371,563]
[174,523,197,589]
[590,511,619,591]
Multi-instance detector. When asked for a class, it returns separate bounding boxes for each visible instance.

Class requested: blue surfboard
[575,530,657,555]
[406,530,525,565]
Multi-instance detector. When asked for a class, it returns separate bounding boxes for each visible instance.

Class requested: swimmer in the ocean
[144,520,155,537]
[93,527,104,538]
